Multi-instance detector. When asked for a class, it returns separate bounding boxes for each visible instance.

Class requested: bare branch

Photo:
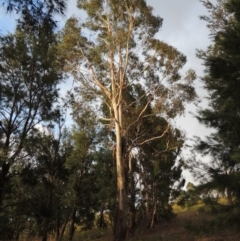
[138,123,170,146]
[97,116,112,122]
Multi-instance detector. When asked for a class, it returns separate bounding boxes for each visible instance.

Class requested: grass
[72,203,240,241]
[14,204,240,241]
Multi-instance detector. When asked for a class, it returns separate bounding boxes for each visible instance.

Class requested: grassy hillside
[72,205,240,241]
[18,204,240,241]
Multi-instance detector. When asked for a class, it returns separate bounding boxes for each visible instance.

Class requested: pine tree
[193,0,240,209]
[0,21,63,207]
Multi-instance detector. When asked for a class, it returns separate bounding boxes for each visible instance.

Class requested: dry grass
[10,206,240,241]
[83,210,240,241]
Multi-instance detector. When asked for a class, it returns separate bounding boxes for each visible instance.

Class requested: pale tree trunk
[114,124,128,240]
[150,200,157,229]
[141,167,150,228]
[129,154,136,235]
[224,168,233,206]
[108,35,128,239]
[150,181,157,228]
[112,91,127,241]
[144,180,150,227]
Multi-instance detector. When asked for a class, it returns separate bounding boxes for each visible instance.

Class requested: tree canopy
[189,0,240,218]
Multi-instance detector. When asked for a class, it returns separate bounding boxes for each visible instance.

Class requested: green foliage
[0,11,65,239]
[189,0,240,225]
[0,22,64,237]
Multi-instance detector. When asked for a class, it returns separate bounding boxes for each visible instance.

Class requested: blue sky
[0,7,17,34]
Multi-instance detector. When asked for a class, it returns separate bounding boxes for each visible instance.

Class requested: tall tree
[0,21,63,207]
[192,0,240,209]
[59,1,196,240]
[62,101,101,241]
[136,119,184,228]
[0,122,69,241]
[23,133,68,241]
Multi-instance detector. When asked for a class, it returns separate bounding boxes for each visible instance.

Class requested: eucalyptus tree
[107,83,186,232]
[136,121,184,228]
[59,1,197,239]
[119,84,185,229]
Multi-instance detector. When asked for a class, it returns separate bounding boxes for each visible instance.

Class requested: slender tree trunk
[42,188,54,241]
[42,219,49,241]
[144,178,150,227]
[226,187,233,206]
[129,154,136,234]
[56,216,69,241]
[99,207,105,228]
[56,209,70,241]
[13,217,20,240]
[150,182,157,228]
[129,200,136,235]
[0,163,9,206]
[68,207,77,241]
[56,205,60,238]
[150,201,157,228]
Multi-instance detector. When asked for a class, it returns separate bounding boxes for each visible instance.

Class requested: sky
[0,0,216,184]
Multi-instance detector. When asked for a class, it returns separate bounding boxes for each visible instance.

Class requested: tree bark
[42,219,49,241]
[129,154,136,234]
[150,201,157,229]
[99,207,105,228]
[56,205,60,238]
[55,215,69,241]
[0,162,9,206]
[226,187,233,206]
[55,209,70,241]
[68,207,77,241]
[144,178,150,227]
[150,182,157,229]
[13,217,21,241]
[113,105,128,241]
